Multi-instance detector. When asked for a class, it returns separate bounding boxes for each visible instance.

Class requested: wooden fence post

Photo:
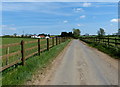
[99,37,100,43]
[115,38,117,47]
[63,37,64,42]
[64,37,66,42]
[60,37,61,43]
[59,37,60,44]
[47,38,49,51]
[38,38,40,56]
[56,37,58,45]
[52,37,54,46]
[62,37,64,42]
[21,40,25,65]
[102,38,104,44]
[6,47,9,65]
[61,37,62,42]
[94,37,95,42]
[108,37,109,46]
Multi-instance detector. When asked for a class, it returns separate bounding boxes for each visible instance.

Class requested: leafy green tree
[13,33,17,37]
[97,28,105,37]
[73,28,81,38]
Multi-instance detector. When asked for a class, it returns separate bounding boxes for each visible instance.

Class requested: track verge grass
[80,39,120,59]
[2,40,71,85]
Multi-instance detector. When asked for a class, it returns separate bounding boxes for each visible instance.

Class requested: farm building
[31,35,50,38]
[31,35,38,38]
[38,35,45,38]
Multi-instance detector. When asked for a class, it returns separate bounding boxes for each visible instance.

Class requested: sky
[1,2,119,35]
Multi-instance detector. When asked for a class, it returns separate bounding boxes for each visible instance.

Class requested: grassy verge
[2,40,71,85]
[80,39,120,59]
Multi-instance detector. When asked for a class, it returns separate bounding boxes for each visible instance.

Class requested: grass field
[2,39,70,85]
[1,37,56,69]
[2,37,37,44]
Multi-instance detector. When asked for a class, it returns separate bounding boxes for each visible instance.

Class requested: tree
[68,32,73,37]
[61,32,73,37]
[73,28,81,38]
[38,33,47,37]
[13,33,17,37]
[61,32,68,37]
[97,28,105,37]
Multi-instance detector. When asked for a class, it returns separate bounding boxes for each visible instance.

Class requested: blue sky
[2,2,119,35]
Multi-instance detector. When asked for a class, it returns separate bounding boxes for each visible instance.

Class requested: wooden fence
[80,37,120,48]
[0,37,68,72]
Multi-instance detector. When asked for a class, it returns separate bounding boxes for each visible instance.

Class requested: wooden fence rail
[80,37,120,48]
[0,37,68,72]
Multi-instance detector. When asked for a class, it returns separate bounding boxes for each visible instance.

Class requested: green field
[2,37,37,44]
[1,37,56,68]
[2,38,70,85]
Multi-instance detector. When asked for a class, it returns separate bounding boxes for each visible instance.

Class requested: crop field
[1,37,59,71]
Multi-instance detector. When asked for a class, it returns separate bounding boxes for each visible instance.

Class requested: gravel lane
[47,39,118,85]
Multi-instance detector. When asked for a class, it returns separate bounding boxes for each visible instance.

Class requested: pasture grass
[89,43,120,58]
[2,40,70,85]
[1,38,54,67]
[2,37,37,44]
[80,39,120,59]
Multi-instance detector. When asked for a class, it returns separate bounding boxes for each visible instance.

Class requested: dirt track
[27,40,118,85]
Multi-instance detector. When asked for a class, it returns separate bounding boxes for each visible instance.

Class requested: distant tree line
[60,28,81,39]
[60,32,73,37]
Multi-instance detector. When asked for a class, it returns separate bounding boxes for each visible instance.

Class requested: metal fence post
[21,40,25,65]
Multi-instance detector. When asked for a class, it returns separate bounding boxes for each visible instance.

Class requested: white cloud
[77,24,81,27]
[80,15,86,19]
[74,8,84,12]
[110,19,120,23]
[2,25,16,30]
[83,3,91,7]
[77,24,84,27]
[63,20,68,23]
